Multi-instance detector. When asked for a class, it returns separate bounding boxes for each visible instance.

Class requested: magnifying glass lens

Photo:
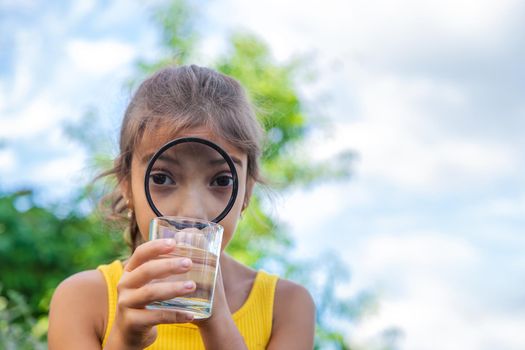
[145,138,238,223]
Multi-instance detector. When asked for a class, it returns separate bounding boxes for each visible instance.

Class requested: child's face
[125,125,252,251]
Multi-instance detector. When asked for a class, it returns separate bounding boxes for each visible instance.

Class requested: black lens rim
[143,137,239,223]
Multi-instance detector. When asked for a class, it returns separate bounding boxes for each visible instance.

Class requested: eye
[211,174,233,187]
[149,172,175,186]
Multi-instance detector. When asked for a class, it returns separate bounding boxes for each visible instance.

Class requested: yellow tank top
[97,260,278,349]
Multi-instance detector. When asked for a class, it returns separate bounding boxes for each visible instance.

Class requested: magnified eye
[211,174,233,187]
[150,172,175,186]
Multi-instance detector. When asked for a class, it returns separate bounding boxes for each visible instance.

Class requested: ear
[242,178,255,212]
[119,178,133,209]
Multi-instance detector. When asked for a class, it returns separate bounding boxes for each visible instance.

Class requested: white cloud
[354,289,525,350]
[66,39,137,75]
[1,25,71,140]
[1,0,38,10]
[471,195,525,219]
[69,0,97,20]
[35,156,86,183]
[0,149,16,171]
[7,29,41,105]
[275,182,353,236]
[308,75,516,193]
[0,94,67,139]
[213,0,522,63]
[347,233,525,350]
[0,82,6,111]
[351,233,479,287]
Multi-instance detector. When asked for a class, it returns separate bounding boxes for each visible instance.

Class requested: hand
[104,239,197,350]
[192,264,230,327]
[192,265,249,349]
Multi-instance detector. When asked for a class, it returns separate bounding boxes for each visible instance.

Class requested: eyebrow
[141,152,243,168]
[141,153,154,164]
[208,156,243,168]
[141,152,178,165]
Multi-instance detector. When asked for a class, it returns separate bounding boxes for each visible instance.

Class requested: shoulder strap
[233,270,279,344]
[97,260,123,347]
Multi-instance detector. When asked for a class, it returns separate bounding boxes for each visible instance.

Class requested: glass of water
[146,216,223,319]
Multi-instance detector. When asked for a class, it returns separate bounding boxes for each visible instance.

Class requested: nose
[176,185,209,221]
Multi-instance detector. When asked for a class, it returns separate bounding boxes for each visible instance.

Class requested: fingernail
[181,258,191,268]
[165,239,174,246]
[185,313,194,321]
[184,281,195,289]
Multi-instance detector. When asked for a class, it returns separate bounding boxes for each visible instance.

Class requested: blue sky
[1,0,524,349]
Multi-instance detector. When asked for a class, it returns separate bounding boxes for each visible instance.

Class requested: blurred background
[1,0,524,349]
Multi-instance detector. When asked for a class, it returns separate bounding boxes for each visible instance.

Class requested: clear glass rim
[154,216,223,228]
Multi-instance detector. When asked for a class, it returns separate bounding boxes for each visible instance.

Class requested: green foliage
[226,193,292,267]
[0,191,127,318]
[0,287,47,349]
[1,1,363,348]
[215,33,353,187]
[151,0,198,64]
[211,33,353,265]
[270,253,377,349]
[217,34,306,154]
[131,0,359,347]
[133,0,200,81]
[211,28,360,350]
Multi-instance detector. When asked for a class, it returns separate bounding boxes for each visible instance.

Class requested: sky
[1,1,524,349]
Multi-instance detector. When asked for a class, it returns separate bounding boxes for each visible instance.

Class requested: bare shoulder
[48,269,108,349]
[274,277,316,320]
[268,277,316,349]
[50,269,107,314]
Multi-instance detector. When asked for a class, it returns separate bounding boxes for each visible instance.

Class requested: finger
[126,308,195,327]
[120,280,196,308]
[125,239,176,272]
[122,257,193,288]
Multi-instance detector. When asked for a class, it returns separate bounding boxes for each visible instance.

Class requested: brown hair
[101,65,264,251]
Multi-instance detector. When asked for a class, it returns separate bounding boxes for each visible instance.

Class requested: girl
[48,65,315,349]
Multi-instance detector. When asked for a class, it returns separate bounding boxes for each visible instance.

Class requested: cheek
[130,164,156,241]
[219,180,247,249]
[219,216,237,251]
[134,208,153,242]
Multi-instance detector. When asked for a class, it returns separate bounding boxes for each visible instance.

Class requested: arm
[49,239,197,350]
[195,272,316,350]
[194,266,249,350]
[103,239,197,350]
[267,280,316,350]
[48,270,107,350]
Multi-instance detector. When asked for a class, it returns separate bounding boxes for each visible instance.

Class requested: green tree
[0,0,365,348]
[134,1,359,348]
[215,33,352,265]
[0,191,127,320]
[67,0,358,347]
[0,287,47,349]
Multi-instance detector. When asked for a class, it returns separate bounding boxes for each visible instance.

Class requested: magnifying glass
[144,137,239,226]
